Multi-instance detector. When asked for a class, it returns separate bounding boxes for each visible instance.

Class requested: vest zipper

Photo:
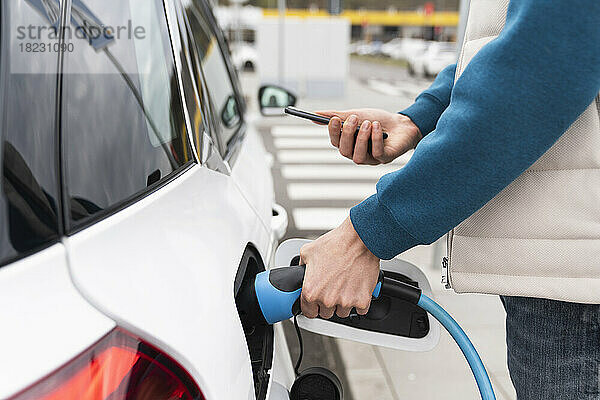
[441,256,451,289]
[442,230,453,289]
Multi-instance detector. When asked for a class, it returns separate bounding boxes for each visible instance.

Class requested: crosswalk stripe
[278,149,354,164]
[271,126,328,137]
[274,137,332,149]
[367,78,404,96]
[278,149,413,165]
[367,78,429,98]
[281,164,399,180]
[287,182,375,200]
[292,208,350,230]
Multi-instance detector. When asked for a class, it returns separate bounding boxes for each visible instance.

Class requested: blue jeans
[501,296,600,399]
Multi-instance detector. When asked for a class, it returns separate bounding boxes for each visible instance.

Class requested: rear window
[61,0,192,229]
[0,1,61,266]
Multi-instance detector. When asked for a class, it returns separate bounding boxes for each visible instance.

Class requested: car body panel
[64,165,271,399]
[230,126,275,236]
[0,244,115,399]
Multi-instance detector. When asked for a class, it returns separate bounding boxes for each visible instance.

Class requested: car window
[62,0,192,230]
[182,0,242,154]
[176,6,209,158]
[0,1,61,266]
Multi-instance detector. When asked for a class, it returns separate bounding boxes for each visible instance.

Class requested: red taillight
[10,328,204,400]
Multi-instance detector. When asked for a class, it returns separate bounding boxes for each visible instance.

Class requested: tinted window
[63,0,192,229]
[0,1,61,266]
[183,0,242,152]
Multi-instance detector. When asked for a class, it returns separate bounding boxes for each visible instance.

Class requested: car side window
[183,0,242,155]
[62,0,192,230]
[0,1,61,266]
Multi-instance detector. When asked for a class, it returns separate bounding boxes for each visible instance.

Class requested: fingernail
[373,121,380,130]
[363,120,371,129]
[332,118,340,129]
[349,115,357,123]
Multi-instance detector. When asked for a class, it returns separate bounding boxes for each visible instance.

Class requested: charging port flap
[274,239,440,352]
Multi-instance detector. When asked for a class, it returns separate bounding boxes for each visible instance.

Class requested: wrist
[343,216,379,261]
[395,113,422,148]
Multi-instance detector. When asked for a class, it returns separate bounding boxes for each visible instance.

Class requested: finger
[335,305,352,319]
[371,121,385,161]
[355,298,371,316]
[318,302,335,319]
[352,120,372,164]
[339,114,359,159]
[301,292,319,319]
[329,117,342,147]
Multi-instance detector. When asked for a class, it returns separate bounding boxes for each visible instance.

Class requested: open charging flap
[275,239,440,351]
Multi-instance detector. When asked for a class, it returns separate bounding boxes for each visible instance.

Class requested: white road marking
[293,208,351,230]
[274,137,333,149]
[278,149,413,165]
[281,164,399,180]
[367,78,404,96]
[279,149,355,164]
[287,183,375,200]
[366,78,428,98]
[271,126,328,137]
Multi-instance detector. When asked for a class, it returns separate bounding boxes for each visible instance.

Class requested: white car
[0,0,294,399]
[1,1,439,399]
[380,38,404,58]
[230,43,258,72]
[389,38,429,61]
[408,42,457,78]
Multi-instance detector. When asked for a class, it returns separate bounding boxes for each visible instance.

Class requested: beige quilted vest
[445,0,600,303]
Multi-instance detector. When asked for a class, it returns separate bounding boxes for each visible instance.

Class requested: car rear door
[58,0,270,398]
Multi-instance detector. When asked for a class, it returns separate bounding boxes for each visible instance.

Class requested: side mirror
[258,85,297,116]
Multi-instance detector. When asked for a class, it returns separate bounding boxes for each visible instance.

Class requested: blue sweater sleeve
[351,0,600,260]
[399,63,456,136]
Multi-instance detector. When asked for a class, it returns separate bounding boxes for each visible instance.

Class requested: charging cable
[417,294,496,400]
[254,266,497,399]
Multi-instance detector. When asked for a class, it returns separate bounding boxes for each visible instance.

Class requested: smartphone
[284,106,388,139]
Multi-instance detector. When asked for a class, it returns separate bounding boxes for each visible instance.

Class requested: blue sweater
[350,0,600,260]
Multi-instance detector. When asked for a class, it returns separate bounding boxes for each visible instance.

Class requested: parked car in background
[407,41,456,78]
[389,38,429,61]
[351,40,383,56]
[380,37,403,57]
[230,42,258,72]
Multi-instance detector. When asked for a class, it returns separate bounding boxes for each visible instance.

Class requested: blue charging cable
[253,266,497,400]
[417,294,496,400]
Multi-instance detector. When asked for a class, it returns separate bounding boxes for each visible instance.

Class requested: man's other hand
[315,109,421,165]
[299,217,381,319]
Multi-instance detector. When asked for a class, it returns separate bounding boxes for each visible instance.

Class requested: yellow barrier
[262,9,459,27]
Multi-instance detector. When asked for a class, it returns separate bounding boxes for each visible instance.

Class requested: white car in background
[230,42,258,72]
[407,41,457,78]
[389,38,429,61]
[351,40,383,56]
[380,37,404,57]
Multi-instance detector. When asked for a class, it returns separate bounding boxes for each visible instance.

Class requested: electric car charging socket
[274,239,440,352]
